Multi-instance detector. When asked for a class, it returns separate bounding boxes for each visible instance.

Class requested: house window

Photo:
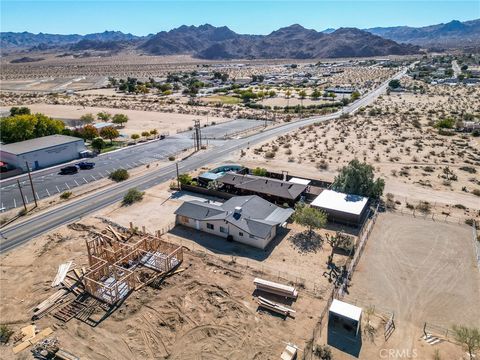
[207,223,214,230]
[220,226,227,233]
[239,232,243,236]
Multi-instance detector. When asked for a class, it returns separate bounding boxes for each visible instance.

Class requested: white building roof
[288,177,311,185]
[0,135,83,155]
[311,189,368,216]
[329,299,362,321]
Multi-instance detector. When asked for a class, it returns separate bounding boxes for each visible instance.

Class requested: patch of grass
[207,95,241,104]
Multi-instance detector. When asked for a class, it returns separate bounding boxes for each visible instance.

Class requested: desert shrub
[416,201,431,213]
[459,166,477,174]
[472,189,480,197]
[18,208,27,216]
[316,160,329,170]
[60,191,72,200]
[264,151,275,159]
[0,324,13,343]
[109,169,129,182]
[252,167,268,176]
[454,204,467,209]
[313,345,333,360]
[122,188,144,205]
[168,155,176,161]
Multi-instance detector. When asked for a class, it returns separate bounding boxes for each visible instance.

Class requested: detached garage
[0,135,86,172]
[311,189,368,225]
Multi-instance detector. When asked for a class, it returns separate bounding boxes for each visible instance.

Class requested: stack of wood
[60,267,86,296]
[253,278,298,299]
[51,261,74,287]
[12,327,53,354]
[257,296,296,317]
[31,290,69,320]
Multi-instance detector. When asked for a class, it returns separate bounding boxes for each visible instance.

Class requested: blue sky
[1,1,479,35]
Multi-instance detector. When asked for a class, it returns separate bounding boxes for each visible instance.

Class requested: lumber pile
[253,278,298,299]
[51,261,74,287]
[12,327,53,354]
[32,289,69,320]
[257,296,296,317]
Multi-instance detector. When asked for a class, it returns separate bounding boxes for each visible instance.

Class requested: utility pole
[176,162,180,189]
[193,120,202,151]
[17,180,27,213]
[25,162,38,208]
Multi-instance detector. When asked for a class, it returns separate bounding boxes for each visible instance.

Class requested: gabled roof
[174,195,294,239]
[217,173,307,200]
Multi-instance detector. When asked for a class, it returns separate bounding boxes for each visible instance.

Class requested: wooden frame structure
[83,232,183,305]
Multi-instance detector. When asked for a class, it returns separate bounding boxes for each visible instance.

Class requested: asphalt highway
[0,67,407,253]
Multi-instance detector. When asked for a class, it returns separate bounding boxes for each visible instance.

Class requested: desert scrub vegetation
[109,169,130,182]
[122,188,144,205]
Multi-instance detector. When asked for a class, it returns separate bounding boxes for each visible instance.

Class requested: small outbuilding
[328,299,362,337]
[311,189,368,225]
[0,135,86,171]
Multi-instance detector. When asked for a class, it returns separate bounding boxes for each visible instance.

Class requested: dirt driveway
[346,212,480,353]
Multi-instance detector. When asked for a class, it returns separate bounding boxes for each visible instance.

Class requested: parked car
[60,165,79,175]
[76,161,95,170]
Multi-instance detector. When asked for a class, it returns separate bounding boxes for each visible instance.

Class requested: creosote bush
[109,169,129,182]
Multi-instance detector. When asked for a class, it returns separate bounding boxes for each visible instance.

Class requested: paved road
[0,119,265,212]
[0,67,407,253]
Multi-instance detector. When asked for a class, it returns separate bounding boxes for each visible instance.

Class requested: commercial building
[311,189,369,225]
[0,135,86,172]
[174,195,294,249]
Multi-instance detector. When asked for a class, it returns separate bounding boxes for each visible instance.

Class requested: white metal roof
[311,189,368,216]
[329,299,362,321]
[0,135,83,155]
[288,177,311,185]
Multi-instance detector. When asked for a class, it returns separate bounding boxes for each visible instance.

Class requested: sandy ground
[0,215,327,359]
[0,103,228,136]
[321,211,480,360]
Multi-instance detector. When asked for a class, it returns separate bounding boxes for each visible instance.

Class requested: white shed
[328,299,362,336]
[311,189,368,225]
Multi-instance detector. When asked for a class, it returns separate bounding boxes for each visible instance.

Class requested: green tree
[268,90,276,97]
[351,91,361,101]
[100,126,119,144]
[150,129,158,136]
[80,113,95,124]
[388,79,401,89]
[0,113,65,143]
[332,159,385,198]
[97,111,111,121]
[131,133,140,142]
[453,325,480,360]
[112,113,129,127]
[311,88,321,100]
[178,173,193,185]
[298,90,307,99]
[9,106,31,116]
[123,188,144,205]
[292,203,327,238]
[91,137,105,152]
[81,124,99,140]
[252,167,268,176]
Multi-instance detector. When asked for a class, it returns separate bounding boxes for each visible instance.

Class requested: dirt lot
[0,216,327,360]
[323,212,480,360]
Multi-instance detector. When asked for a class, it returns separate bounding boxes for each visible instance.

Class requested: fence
[472,223,480,269]
[302,205,380,360]
[423,322,452,340]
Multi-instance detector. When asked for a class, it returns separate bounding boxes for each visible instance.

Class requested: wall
[176,214,275,249]
[2,140,86,171]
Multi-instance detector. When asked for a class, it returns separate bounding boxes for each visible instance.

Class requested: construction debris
[12,327,53,354]
[51,261,73,287]
[254,278,298,299]
[32,289,69,320]
[257,296,296,317]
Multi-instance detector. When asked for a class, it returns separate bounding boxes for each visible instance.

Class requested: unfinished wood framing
[83,231,183,305]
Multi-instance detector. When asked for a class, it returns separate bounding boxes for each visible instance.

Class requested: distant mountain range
[1,19,478,60]
[366,19,480,49]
